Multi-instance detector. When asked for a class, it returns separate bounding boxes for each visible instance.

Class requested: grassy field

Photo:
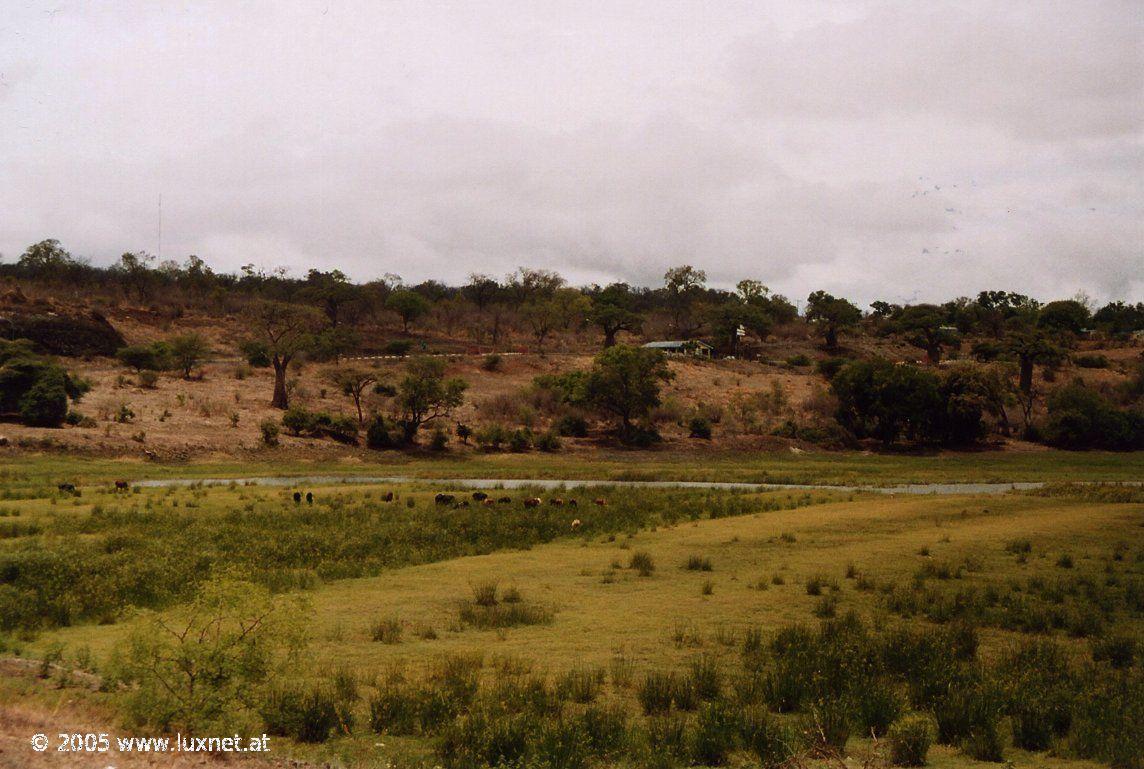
[3,448,1144,489]
[0,470,1140,768]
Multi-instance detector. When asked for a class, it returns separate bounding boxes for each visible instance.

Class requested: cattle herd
[59,483,605,533]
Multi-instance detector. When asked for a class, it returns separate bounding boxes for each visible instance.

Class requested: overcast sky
[1,1,1141,305]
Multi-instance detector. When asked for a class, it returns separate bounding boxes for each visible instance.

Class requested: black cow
[435,493,455,506]
[472,491,488,502]
[306,492,313,504]
[293,491,302,503]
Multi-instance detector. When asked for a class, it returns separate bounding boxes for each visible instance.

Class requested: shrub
[637,672,678,715]
[692,701,740,766]
[481,353,502,371]
[137,369,159,389]
[685,555,713,572]
[116,343,171,372]
[887,713,934,766]
[689,655,721,700]
[786,354,812,367]
[18,371,69,427]
[455,423,472,444]
[259,419,280,447]
[557,666,603,703]
[961,718,1004,762]
[239,340,271,367]
[260,685,340,743]
[535,430,562,452]
[429,427,449,452]
[508,428,532,452]
[475,424,510,451]
[366,415,398,449]
[1093,632,1137,669]
[740,706,794,767]
[1074,353,1110,368]
[856,678,904,737]
[382,340,413,356]
[458,600,551,629]
[1043,382,1141,450]
[688,416,712,439]
[555,414,589,437]
[629,551,655,577]
[370,616,403,644]
[816,357,850,380]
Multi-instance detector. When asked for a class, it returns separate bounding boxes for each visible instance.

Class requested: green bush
[555,414,589,437]
[475,424,510,451]
[1043,382,1142,450]
[887,713,934,766]
[739,706,794,767]
[692,701,740,766]
[786,353,812,367]
[688,416,712,439]
[260,684,340,743]
[481,353,502,371]
[429,427,449,452]
[535,430,562,452]
[629,551,655,577]
[116,342,171,372]
[259,419,280,447]
[1074,353,1110,368]
[18,370,69,427]
[366,415,398,449]
[508,428,532,452]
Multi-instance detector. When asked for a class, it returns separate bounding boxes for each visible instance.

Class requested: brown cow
[497,497,512,504]
[568,499,578,507]
[483,498,496,507]
[570,519,582,531]
[523,497,542,508]
[382,491,394,502]
[549,498,563,506]
[593,497,607,506]
[114,480,130,491]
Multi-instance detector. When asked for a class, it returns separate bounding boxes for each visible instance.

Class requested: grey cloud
[0,0,1140,305]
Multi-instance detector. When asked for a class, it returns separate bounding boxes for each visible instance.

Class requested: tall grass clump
[887,713,934,766]
[629,551,655,577]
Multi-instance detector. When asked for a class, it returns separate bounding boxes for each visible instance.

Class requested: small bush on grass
[688,654,721,701]
[557,666,604,703]
[740,706,795,767]
[260,684,340,743]
[856,678,905,737]
[685,554,713,571]
[629,551,655,577]
[692,701,740,766]
[887,713,934,766]
[370,616,403,644]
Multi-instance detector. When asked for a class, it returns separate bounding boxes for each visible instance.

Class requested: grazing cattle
[472,491,488,502]
[549,498,563,506]
[593,498,607,506]
[57,483,76,494]
[382,491,394,502]
[497,496,512,504]
[305,492,313,504]
[114,480,130,491]
[570,519,582,531]
[435,493,456,506]
[523,497,542,508]
[483,498,496,507]
[293,491,302,503]
[568,499,578,507]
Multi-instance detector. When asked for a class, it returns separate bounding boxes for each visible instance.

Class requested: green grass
[3,447,1143,489]
[1,462,1140,769]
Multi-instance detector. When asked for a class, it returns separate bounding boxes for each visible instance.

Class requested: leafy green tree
[1092,301,1144,336]
[116,342,171,372]
[386,290,431,333]
[589,283,643,348]
[897,304,960,364]
[0,340,88,427]
[114,251,156,300]
[1037,300,1090,337]
[806,291,862,351]
[521,297,561,352]
[300,269,359,327]
[1043,382,1142,450]
[17,239,78,277]
[324,365,379,425]
[1003,321,1065,428]
[245,301,322,409]
[395,357,467,443]
[584,344,675,441]
[663,265,707,338]
[109,578,307,733]
[168,334,210,379]
[832,360,943,444]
